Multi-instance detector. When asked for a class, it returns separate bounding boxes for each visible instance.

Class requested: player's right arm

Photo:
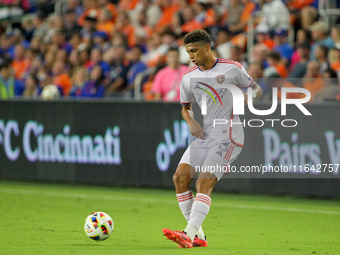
[180,72,205,139]
[182,104,205,140]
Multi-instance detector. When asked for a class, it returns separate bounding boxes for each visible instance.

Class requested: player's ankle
[184,224,198,242]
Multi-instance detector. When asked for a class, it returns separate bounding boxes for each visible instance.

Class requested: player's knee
[173,171,189,187]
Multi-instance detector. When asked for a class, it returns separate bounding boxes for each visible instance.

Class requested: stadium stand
[0,0,339,102]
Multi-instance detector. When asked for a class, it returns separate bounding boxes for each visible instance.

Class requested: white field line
[0,188,339,215]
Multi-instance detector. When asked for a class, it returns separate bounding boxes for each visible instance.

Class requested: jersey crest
[215,75,225,84]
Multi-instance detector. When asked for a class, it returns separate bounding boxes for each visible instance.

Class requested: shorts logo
[215,75,225,84]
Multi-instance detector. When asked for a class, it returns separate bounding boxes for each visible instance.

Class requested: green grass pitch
[0,181,339,255]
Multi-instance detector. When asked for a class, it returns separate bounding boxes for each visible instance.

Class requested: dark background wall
[0,100,339,197]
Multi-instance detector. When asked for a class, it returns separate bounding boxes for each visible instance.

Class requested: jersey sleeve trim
[247,77,254,88]
[218,58,242,69]
[180,100,193,105]
[182,66,198,77]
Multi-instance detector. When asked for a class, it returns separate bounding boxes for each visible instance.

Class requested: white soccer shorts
[179,138,242,180]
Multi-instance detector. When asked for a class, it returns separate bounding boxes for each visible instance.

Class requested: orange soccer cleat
[162,228,193,248]
[193,235,208,247]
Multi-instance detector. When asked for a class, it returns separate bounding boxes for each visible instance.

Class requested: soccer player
[162,29,263,248]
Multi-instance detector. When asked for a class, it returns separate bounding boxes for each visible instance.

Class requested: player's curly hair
[184,29,211,45]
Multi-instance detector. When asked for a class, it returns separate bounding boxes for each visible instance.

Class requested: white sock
[176,191,206,241]
[184,224,197,242]
[196,226,205,240]
[176,190,194,221]
[186,193,211,241]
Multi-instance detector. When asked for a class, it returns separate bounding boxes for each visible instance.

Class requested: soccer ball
[41,84,60,100]
[84,212,114,241]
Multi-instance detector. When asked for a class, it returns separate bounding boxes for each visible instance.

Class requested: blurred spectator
[298,1,318,30]
[65,9,82,40]
[302,61,324,101]
[68,50,81,77]
[69,34,82,51]
[21,14,35,42]
[273,28,294,66]
[130,0,162,28]
[255,24,275,50]
[93,31,110,52]
[151,48,189,101]
[98,0,118,22]
[29,36,42,55]
[78,44,91,66]
[225,0,243,31]
[66,0,84,19]
[205,5,228,43]
[314,45,330,75]
[265,50,288,78]
[1,0,29,10]
[111,32,128,48]
[88,48,110,76]
[55,49,68,63]
[118,0,139,11]
[181,7,203,33]
[177,32,191,65]
[329,24,340,71]
[80,15,98,44]
[331,23,340,45]
[250,43,269,69]
[133,11,154,46]
[216,28,234,59]
[11,44,30,80]
[228,0,256,35]
[49,29,72,54]
[70,67,89,97]
[290,29,312,70]
[288,41,310,79]
[113,11,136,47]
[52,61,72,96]
[32,10,48,38]
[81,65,105,97]
[230,45,248,69]
[193,1,208,24]
[27,49,43,75]
[309,21,334,60]
[105,45,131,96]
[43,50,56,74]
[96,8,115,37]
[331,43,340,77]
[313,68,339,102]
[126,45,148,94]
[155,0,181,32]
[78,0,100,26]
[6,30,26,59]
[22,74,39,98]
[49,15,64,31]
[143,31,169,67]
[162,31,177,48]
[0,35,11,58]
[0,58,24,99]
[258,0,290,31]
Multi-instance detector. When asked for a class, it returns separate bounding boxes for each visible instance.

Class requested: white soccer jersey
[180,58,254,147]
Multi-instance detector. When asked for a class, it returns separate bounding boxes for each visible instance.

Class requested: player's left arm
[244,82,263,105]
[234,65,263,105]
